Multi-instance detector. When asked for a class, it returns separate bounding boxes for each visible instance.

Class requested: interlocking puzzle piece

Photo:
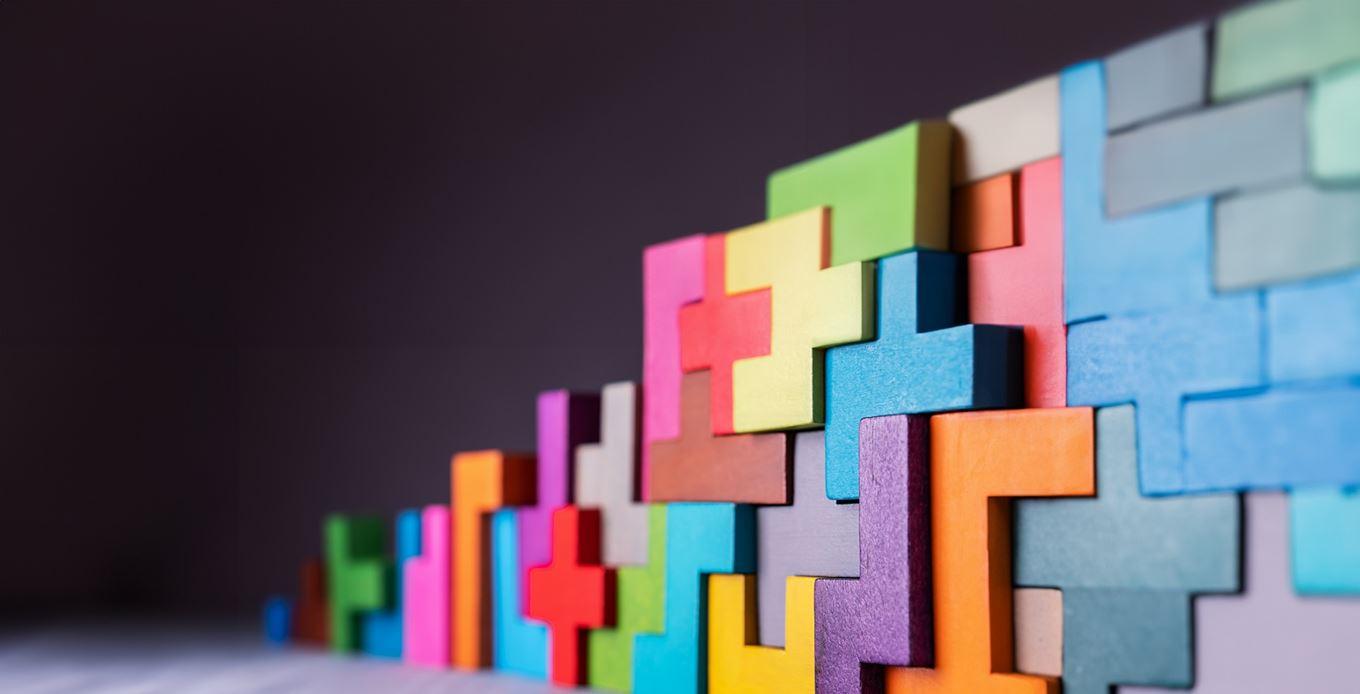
[948,75,1060,184]
[726,208,875,432]
[825,251,1022,500]
[679,234,771,435]
[643,234,705,500]
[968,157,1065,408]
[1212,0,1360,101]
[451,450,535,670]
[814,415,932,694]
[492,509,547,678]
[575,381,649,566]
[1059,588,1193,694]
[649,371,789,504]
[521,391,600,604]
[587,504,667,692]
[264,595,293,646]
[324,514,390,653]
[1290,486,1360,595]
[295,558,329,645]
[1267,270,1360,382]
[951,171,1016,253]
[1012,588,1061,678]
[757,431,857,647]
[1215,184,1360,291]
[1066,294,1262,494]
[362,508,421,659]
[710,574,816,694]
[1104,23,1207,131]
[767,121,952,264]
[528,506,615,686]
[1311,62,1360,180]
[403,504,450,667]
[632,502,755,694]
[1122,493,1360,694]
[1062,61,1212,323]
[885,408,1095,694]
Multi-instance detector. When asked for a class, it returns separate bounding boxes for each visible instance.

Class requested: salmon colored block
[968,158,1066,407]
[295,558,330,646]
[726,208,875,432]
[451,450,536,670]
[679,234,772,435]
[885,408,1094,694]
[952,172,1017,253]
[404,504,451,668]
[709,574,816,694]
[642,235,705,500]
[1013,588,1063,678]
[527,506,615,686]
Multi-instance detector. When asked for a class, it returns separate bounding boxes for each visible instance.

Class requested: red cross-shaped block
[526,505,615,686]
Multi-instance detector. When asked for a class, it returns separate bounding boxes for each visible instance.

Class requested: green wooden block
[586,504,666,692]
[1311,62,1360,181]
[1212,0,1360,101]
[767,120,951,266]
[324,514,391,653]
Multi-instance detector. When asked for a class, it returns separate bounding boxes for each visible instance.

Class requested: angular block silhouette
[587,504,667,692]
[575,381,649,567]
[263,595,293,646]
[362,508,421,659]
[527,506,615,686]
[951,170,1016,253]
[295,558,329,646]
[709,574,816,694]
[492,509,546,678]
[1215,183,1360,291]
[1212,0,1360,101]
[1012,588,1061,677]
[1104,22,1207,131]
[642,234,705,500]
[948,75,1061,184]
[403,504,450,667]
[1290,486,1360,595]
[324,514,390,653]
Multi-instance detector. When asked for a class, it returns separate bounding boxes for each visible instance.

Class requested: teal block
[1267,270,1360,383]
[1061,589,1194,694]
[1291,486,1360,595]
[361,508,420,659]
[492,509,548,678]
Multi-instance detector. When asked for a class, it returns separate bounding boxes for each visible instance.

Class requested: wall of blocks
[263,0,1360,691]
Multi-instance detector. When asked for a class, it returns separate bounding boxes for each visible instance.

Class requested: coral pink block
[968,157,1066,407]
[403,504,450,667]
[641,235,705,500]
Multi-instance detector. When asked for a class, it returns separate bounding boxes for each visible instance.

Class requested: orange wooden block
[885,409,1093,694]
[951,172,1016,253]
[295,558,330,646]
[450,449,535,670]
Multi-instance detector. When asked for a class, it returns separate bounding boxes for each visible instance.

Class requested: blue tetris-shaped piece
[1061,60,1212,323]
[360,508,420,658]
[263,595,293,646]
[1066,294,1262,494]
[1291,486,1360,595]
[1267,270,1360,383]
[633,503,755,694]
[824,251,1021,500]
[491,509,548,678]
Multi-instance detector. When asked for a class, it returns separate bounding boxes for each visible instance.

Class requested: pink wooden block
[968,157,1066,407]
[403,504,450,667]
[641,235,705,501]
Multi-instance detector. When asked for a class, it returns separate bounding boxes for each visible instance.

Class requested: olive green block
[586,504,667,692]
[324,514,391,653]
[1311,62,1360,181]
[1213,0,1360,101]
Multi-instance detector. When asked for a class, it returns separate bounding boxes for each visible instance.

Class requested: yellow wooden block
[708,574,815,694]
[725,208,875,432]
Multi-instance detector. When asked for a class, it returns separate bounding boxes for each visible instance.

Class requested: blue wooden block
[1061,588,1194,694]
[1291,486,1360,595]
[632,503,755,694]
[1267,270,1360,383]
[491,509,548,678]
[1062,61,1213,323]
[263,595,293,646]
[824,251,1022,500]
[1066,294,1262,494]
[361,508,420,659]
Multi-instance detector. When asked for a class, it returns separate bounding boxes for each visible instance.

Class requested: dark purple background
[0,0,1237,613]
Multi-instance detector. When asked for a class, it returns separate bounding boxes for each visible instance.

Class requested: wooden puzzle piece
[403,504,450,667]
[825,251,1022,500]
[451,450,535,670]
[649,371,789,504]
[362,508,421,659]
[1011,588,1061,678]
[1104,23,1207,131]
[1290,486,1360,595]
[951,171,1016,253]
[632,502,755,694]
[814,415,932,694]
[709,574,816,694]
[1212,0,1360,101]
[967,157,1065,408]
[324,514,390,653]
[1311,61,1360,180]
[587,504,667,692]
[295,558,329,645]
[725,208,875,432]
[948,75,1060,184]
[575,381,649,566]
[1266,270,1360,382]
[756,431,857,647]
[492,509,546,678]
[1215,183,1360,291]
[884,408,1094,694]
[679,234,772,435]
[263,596,293,645]
[1059,588,1194,693]
[527,506,615,686]
[767,120,952,264]
[643,234,706,501]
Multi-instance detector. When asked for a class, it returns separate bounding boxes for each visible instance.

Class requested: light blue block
[1291,486,1360,595]
[491,509,548,678]
[361,508,420,659]
[1062,61,1213,323]
[824,251,1021,501]
[1267,271,1360,383]
[633,503,755,694]
[263,595,293,646]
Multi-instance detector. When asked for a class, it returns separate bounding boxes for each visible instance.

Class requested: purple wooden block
[814,415,932,694]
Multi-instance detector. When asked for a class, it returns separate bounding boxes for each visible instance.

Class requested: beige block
[1013,587,1063,677]
[948,76,1061,184]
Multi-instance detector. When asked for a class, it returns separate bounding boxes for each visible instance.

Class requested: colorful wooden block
[814,415,932,694]
[767,120,952,264]
[948,75,1060,184]
[649,371,789,504]
[967,156,1065,407]
[1104,23,1207,131]
[492,509,547,678]
[295,558,329,646]
[884,408,1095,694]
[1215,183,1360,291]
[403,504,450,668]
[362,508,421,659]
[587,504,667,692]
[575,381,649,567]
[1311,61,1360,180]
[1290,486,1360,595]
[825,251,1022,500]
[263,595,293,646]
[1266,270,1360,382]
[632,502,755,694]
[725,207,875,432]
[1060,588,1193,693]
[1211,0,1360,101]
[324,514,390,653]
[527,506,615,686]
[951,171,1016,253]
[709,574,816,694]
[1012,588,1061,678]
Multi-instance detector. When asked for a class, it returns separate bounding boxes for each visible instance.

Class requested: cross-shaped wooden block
[527,506,615,686]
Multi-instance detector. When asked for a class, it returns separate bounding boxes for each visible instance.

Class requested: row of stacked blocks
[264,0,1360,691]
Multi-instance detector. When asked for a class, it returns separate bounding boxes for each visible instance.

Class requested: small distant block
[1310,62,1360,181]
[324,514,390,653]
[264,596,293,646]
[1215,184,1360,291]
[1105,23,1207,131]
[1212,0,1360,101]
[948,75,1061,184]
[1290,486,1360,595]
[950,171,1016,253]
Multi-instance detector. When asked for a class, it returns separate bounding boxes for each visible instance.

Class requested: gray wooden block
[1105,23,1208,131]
[1215,183,1360,291]
[1105,87,1307,217]
[755,430,858,647]
[573,381,649,566]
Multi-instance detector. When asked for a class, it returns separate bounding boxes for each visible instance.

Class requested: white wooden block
[573,381,649,566]
[948,75,1061,184]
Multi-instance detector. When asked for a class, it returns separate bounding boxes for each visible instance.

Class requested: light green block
[1311,62,1360,180]
[767,120,951,266]
[324,514,391,653]
[1213,0,1360,101]
[586,504,666,692]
